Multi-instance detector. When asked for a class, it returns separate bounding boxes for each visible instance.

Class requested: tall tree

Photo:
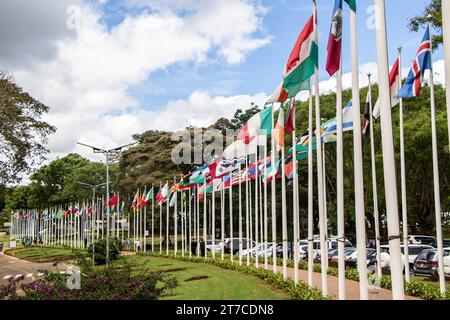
[0,71,56,184]
[408,0,442,49]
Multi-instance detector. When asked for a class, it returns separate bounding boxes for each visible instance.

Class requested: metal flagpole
[397,47,410,282]
[245,157,250,266]
[181,190,185,257]
[255,148,260,269]
[239,162,243,266]
[263,136,269,270]
[144,189,147,253]
[212,184,216,260]
[367,74,382,280]
[307,78,314,287]
[229,176,233,263]
[428,23,446,294]
[313,0,327,295]
[292,103,299,284]
[271,105,277,273]
[152,185,154,252]
[166,181,169,255]
[159,182,162,253]
[443,0,450,154]
[281,139,287,279]
[174,179,178,257]
[188,188,192,257]
[221,185,225,260]
[336,64,346,299]
[374,0,404,299]
[349,3,369,299]
[197,185,200,257]
[203,182,207,260]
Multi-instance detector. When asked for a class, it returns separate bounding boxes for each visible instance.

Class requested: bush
[1,265,178,300]
[87,237,122,265]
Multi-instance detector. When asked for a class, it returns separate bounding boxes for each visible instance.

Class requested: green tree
[0,71,56,185]
[408,0,442,49]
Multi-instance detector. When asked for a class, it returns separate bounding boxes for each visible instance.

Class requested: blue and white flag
[397,26,432,98]
[321,100,354,142]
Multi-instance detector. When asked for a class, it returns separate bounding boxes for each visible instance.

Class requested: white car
[402,244,434,265]
[380,245,406,269]
[408,235,437,247]
[303,237,353,260]
[205,240,223,253]
[241,242,276,258]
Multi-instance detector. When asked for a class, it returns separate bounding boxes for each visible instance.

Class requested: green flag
[344,0,356,11]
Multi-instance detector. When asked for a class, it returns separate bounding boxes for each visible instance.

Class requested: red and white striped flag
[373,58,400,119]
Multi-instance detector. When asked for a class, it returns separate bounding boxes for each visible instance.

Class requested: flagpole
[229,176,234,263]
[263,136,269,270]
[166,182,169,256]
[255,147,259,269]
[271,105,277,273]
[197,185,200,258]
[212,183,216,260]
[397,47,410,282]
[292,102,299,284]
[281,141,287,279]
[203,181,207,260]
[374,0,404,299]
[239,162,243,266]
[443,0,450,154]
[151,185,154,252]
[174,179,178,257]
[181,190,185,257]
[322,140,328,272]
[220,184,224,260]
[428,23,446,294]
[335,64,346,299]
[188,188,192,257]
[367,74,382,280]
[313,0,327,295]
[306,79,314,287]
[349,4,369,299]
[245,157,250,266]
[258,165,263,267]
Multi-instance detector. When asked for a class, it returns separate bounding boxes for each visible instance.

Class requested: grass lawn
[111,255,291,300]
[5,246,76,263]
[412,276,450,291]
[0,232,9,244]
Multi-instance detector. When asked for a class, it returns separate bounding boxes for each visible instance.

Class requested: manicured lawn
[0,232,9,244]
[111,255,291,300]
[413,276,450,291]
[5,246,76,263]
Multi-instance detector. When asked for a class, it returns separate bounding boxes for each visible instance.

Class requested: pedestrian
[199,238,205,257]
[84,237,88,248]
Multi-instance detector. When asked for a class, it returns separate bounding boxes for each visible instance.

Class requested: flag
[131,189,139,208]
[209,156,246,181]
[373,58,400,119]
[169,191,177,207]
[362,91,371,140]
[107,193,119,210]
[267,83,290,103]
[397,26,432,98]
[344,0,356,11]
[274,105,285,152]
[189,164,209,184]
[285,99,296,134]
[142,188,153,206]
[321,100,354,141]
[326,0,343,76]
[282,14,318,97]
[237,106,273,144]
[156,184,169,204]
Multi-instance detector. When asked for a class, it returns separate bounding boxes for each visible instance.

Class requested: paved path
[251,262,420,300]
[0,251,67,284]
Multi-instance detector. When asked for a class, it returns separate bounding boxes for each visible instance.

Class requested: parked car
[346,249,376,268]
[241,242,276,258]
[413,249,450,280]
[443,239,450,247]
[401,244,434,266]
[380,245,406,270]
[302,236,353,261]
[408,235,437,247]
[224,238,255,254]
[205,239,223,253]
[330,247,357,263]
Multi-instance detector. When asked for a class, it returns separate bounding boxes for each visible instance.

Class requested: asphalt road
[0,251,57,284]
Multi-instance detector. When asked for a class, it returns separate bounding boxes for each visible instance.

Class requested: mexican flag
[237,106,273,144]
[282,15,318,97]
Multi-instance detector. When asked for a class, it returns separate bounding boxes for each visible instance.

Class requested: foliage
[87,237,122,265]
[229,103,262,130]
[0,71,56,185]
[0,265,178,300]
[408,0,442,49]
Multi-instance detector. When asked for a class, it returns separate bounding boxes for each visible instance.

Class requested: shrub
[87,237,122,265]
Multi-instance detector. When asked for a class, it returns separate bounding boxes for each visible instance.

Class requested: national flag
[344,0,356,11]
[209,156,246,181]
[108,193,119,208]
[321,100,354,142]
[169,191,177,207]
[131,189,139,208]
[281,14,318,97]
[274,104,285,152]
[156,184,169,204]
[237,106,273,144]
[266,83,290,103]
[397,26,432,98]
[285,99,296,133]
[326,0,343,76]
[189,165,209,184]
[142,188,153,206]
[362,91,371,140]
[373,58,400,119]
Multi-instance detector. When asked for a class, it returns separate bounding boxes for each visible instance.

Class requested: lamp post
[77,142,136,270]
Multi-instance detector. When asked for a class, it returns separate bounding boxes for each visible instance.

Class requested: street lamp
[77,142,136,270]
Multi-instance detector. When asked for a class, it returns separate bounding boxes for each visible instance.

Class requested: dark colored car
[224,238,253,254]
[413,249,448,281]
[443,239,450,248]
[0,241,3,252]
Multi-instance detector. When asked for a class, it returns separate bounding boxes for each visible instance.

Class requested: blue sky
[93,0,442,110]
